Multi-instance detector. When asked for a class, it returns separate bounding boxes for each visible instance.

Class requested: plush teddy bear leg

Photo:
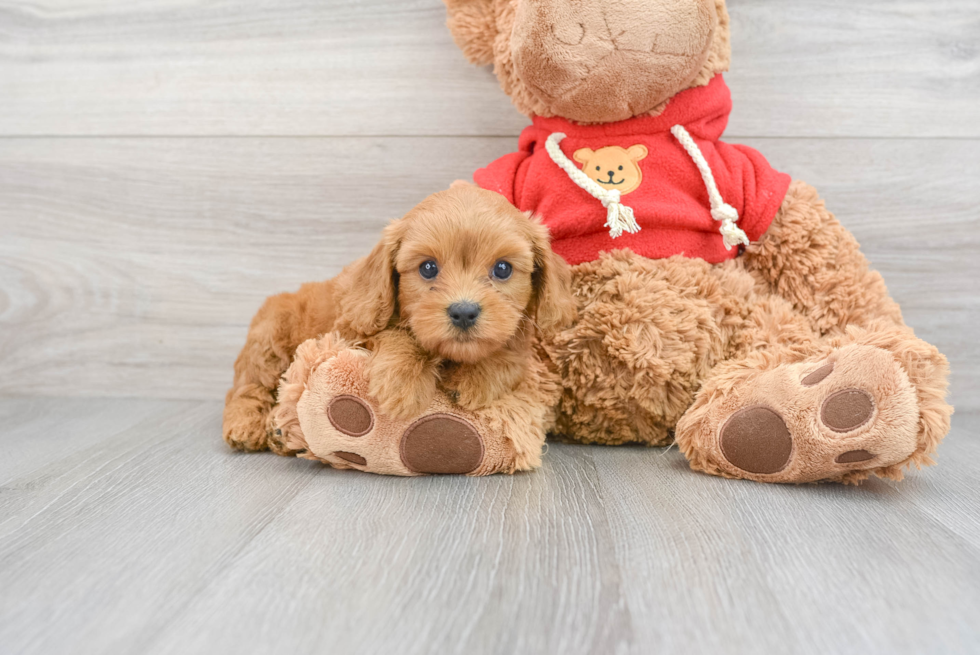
[540,250,741,447]
[675,319,951,484]
[741,180,907,335]
[270,334,557,476]
[694,179,952,483]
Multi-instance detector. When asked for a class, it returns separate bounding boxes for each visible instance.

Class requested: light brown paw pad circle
[400,414,484,475]
[327,395,374,437]
[719,406,793,474]
[821,389,875,433]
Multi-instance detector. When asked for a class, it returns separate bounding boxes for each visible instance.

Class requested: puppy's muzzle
[447,301,481,330]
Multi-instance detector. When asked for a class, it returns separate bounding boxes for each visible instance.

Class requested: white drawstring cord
[546,127,749,249]
[670,125,749,250]
[545,133,641,239]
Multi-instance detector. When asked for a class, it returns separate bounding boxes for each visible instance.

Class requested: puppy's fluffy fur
[223,185,576,451]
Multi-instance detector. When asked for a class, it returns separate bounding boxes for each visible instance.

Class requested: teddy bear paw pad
[820,389,875,433]
[801,361,834,386]
[400,414,484,475]
[719,406,792,474]
[326,395,374,437]
[835,449,875,464]
[333,451,368,466]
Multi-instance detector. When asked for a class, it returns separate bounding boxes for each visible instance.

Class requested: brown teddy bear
[442,0,953,483]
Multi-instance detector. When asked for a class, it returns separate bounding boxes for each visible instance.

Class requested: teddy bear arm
[741,180,905,336]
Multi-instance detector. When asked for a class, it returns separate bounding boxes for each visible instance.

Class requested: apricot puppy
[223,185,575,451]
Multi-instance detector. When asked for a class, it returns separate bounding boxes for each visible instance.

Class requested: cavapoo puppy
[223,184,576,452]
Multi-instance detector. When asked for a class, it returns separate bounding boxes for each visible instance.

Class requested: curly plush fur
[446,0,952,483]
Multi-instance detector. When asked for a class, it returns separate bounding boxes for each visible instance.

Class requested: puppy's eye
[596,166,601,171]
[491,260,513,281]
[618,165,623,171]
[419,260,439,280]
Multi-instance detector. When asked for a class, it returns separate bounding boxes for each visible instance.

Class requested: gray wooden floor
[2,1,979,653]
[2,399,979,654]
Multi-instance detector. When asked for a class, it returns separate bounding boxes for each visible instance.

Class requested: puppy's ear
[524,215,577,332]
[338,218,405,336]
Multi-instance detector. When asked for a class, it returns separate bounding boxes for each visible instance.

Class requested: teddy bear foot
[322,394,488,475]
[270,334,545,476]
[676,344,921,484]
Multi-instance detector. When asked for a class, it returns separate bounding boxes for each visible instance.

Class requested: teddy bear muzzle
[510,0,718,123]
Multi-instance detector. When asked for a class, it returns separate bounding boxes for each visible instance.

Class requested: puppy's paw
[446,359,525,411]
[223,395,272,451]
[450,375,501,411]
[368,358,438,421]
[377,384,436,420]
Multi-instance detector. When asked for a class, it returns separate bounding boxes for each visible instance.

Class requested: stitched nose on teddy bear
[511,0,718,123]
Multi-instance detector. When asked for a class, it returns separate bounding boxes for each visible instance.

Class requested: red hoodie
[474,75,791,266]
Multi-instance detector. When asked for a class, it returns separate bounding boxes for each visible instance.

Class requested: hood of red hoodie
[525,74,732,144]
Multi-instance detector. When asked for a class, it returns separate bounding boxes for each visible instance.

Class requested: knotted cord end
[604,202,641,239]
[711,202,748,249]
[710,203,739,224]
[673,126,752,251]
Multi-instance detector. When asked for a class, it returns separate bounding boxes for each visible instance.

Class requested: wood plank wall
[1,0,978,409]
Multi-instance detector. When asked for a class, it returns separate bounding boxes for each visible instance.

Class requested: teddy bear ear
[627,145,649,161]
[444,0,498,67]
[573,148,595,165]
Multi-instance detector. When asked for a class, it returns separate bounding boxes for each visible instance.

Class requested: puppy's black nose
[608,171,616,177]
[448,301,481,330]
